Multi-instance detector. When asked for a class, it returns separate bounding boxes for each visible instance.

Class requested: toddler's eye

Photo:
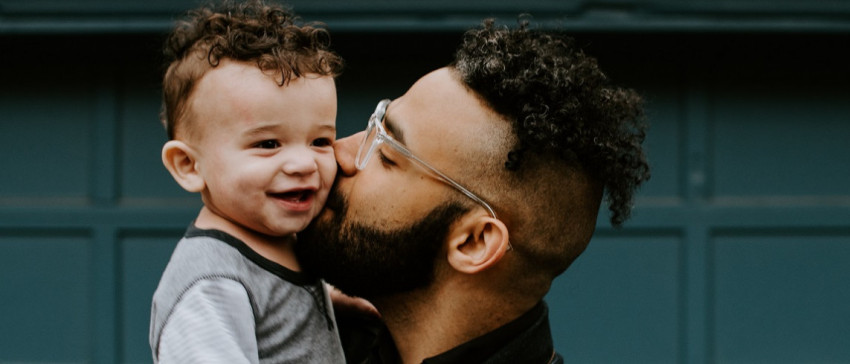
[256,140,280,149]
[312,138,333,147]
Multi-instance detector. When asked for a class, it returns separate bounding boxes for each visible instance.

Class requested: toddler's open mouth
[275,189,314,202]
[270,189,317,212]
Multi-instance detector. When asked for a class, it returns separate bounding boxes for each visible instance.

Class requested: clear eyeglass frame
[354,99,499,220]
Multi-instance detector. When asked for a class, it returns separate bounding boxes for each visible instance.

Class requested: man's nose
[334,131,364,177]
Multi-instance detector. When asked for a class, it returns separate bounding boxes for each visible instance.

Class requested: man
[297,19,649,363]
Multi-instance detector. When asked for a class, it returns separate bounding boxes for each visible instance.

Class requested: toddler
[149,1,345,362]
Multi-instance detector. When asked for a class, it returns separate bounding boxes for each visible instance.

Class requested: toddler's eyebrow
[244,124,280,136]
[317,124,336,133]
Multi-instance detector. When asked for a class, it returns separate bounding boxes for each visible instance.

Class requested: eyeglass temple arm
[382,137,498,219]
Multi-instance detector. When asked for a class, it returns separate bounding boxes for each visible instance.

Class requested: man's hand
[326,283,380,318]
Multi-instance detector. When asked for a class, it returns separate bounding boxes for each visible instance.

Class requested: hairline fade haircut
[449,19,650,282]
[452,18,649,228]
[160,0,344,140]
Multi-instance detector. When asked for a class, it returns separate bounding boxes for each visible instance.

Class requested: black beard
[295,187,467,300]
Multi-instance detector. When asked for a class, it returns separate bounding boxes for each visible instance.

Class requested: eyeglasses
[355,99,499,220]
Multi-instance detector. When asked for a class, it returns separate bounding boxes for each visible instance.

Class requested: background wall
[1,1,849,363]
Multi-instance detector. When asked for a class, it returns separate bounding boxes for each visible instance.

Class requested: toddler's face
[188,60,337,237]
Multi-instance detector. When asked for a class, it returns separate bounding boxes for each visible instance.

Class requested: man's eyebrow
[383,112,405,144]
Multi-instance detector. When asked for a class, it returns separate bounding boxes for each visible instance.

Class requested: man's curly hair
[453,19,649,226]
[161,0,343,140]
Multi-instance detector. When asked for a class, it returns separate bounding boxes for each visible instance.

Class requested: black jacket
[339,301,563,364]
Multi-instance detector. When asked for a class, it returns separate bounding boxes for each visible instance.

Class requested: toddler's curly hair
[161,0,343,140]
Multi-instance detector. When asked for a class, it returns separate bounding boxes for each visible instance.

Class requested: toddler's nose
[281,152,319,176]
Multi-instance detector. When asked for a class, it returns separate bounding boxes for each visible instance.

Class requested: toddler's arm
[155,278,258,364]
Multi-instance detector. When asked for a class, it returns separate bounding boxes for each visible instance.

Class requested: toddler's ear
[161,140,205,192]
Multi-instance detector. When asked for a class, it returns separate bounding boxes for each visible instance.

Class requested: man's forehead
[383,68,490,151]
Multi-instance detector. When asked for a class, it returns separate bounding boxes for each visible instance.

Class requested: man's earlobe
[161,140,205,192]
[447,216,511,274]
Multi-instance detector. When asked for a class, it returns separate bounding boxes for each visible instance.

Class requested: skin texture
[162,60,337,269]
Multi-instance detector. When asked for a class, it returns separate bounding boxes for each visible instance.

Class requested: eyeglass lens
[355,114,380,170]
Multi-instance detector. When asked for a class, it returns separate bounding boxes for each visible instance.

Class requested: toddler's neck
[194,206,300,271]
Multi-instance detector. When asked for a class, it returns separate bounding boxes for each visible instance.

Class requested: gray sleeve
[155,278,259,364]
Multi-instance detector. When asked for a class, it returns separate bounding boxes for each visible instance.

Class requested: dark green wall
[1,1,849,363]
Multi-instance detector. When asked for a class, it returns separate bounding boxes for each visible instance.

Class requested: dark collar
[184,224,337,331]
[344,301,555,364]
[184,224,318,286]
[424,301,553,364]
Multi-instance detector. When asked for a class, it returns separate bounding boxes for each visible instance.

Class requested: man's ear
[161,140,205,192]
[446,215,511,274]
